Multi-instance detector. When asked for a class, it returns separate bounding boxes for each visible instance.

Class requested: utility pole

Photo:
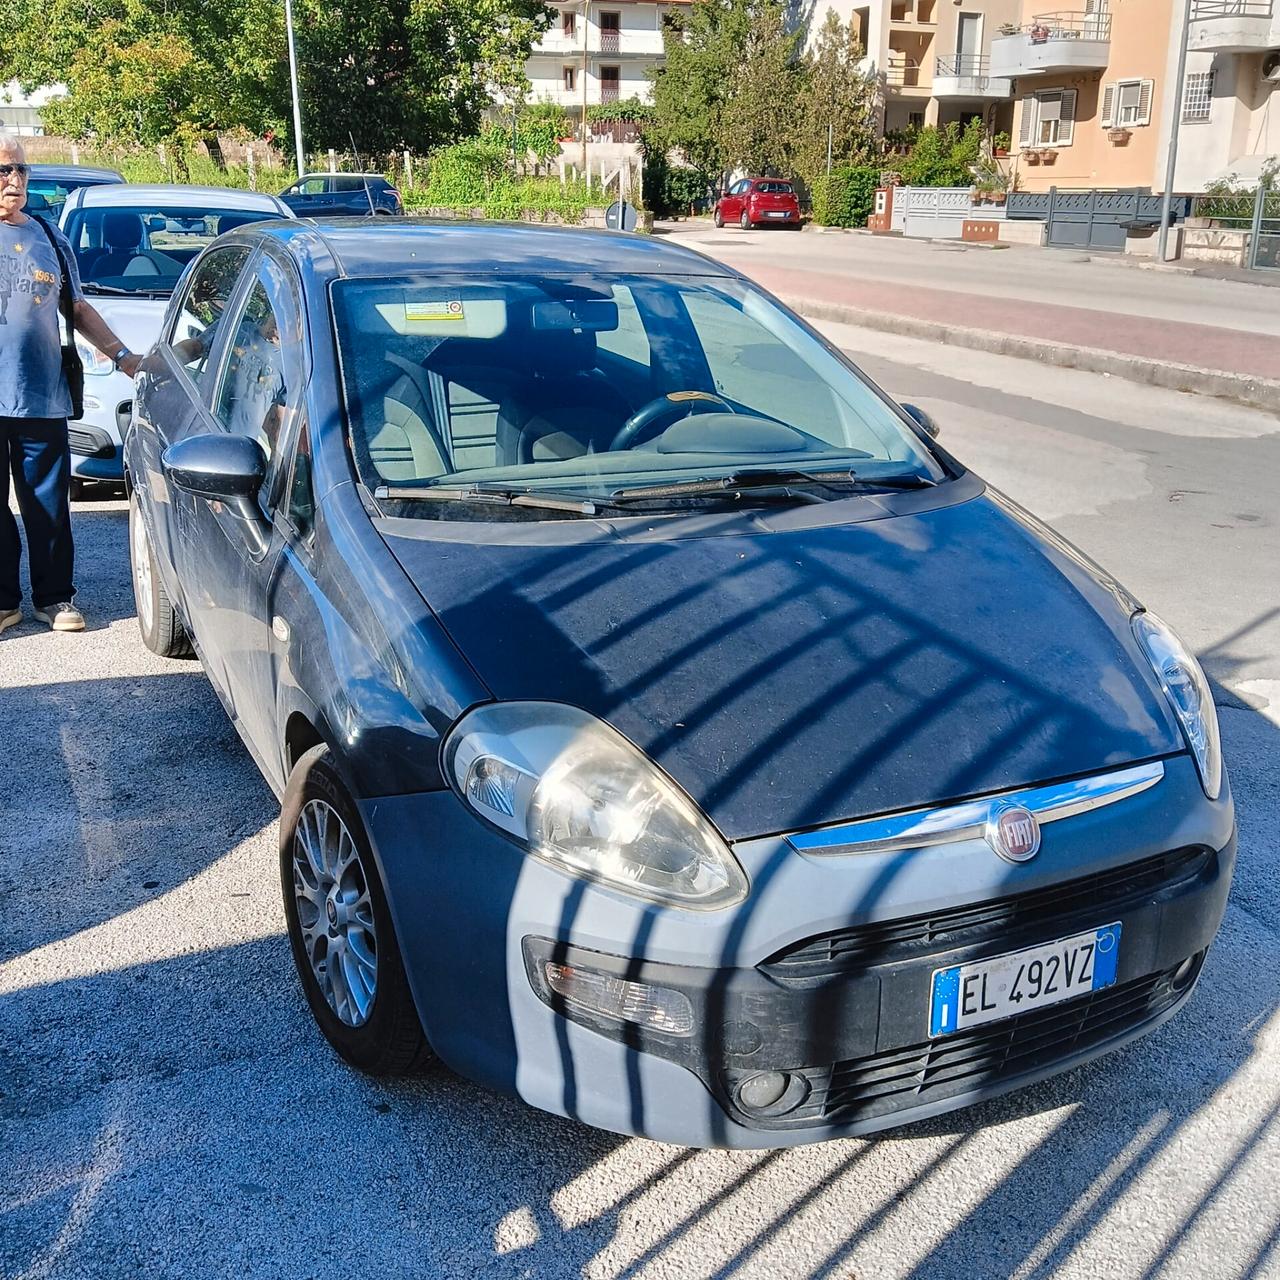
[284,0,306,179]
[1157,0,1194,263]
[580,0,589,173]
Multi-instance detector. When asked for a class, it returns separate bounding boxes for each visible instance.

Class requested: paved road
[2,340,1278,1280]
[656,222,1280,382]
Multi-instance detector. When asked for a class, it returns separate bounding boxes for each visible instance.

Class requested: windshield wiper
[374,483,609,516]
[81,282,137,296]
[609,467,936,503]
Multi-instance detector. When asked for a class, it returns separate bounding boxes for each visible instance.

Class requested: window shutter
[1100,83,1115,128]
[1018,96,1036,147]
[1059,88,1077,145]
[1136,79,1154,126]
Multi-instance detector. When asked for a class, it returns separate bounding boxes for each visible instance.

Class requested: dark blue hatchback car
[125,219,1234,1148]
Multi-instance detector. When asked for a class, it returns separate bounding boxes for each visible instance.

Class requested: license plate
[767,211,788,218]
[929,922,1121,1037]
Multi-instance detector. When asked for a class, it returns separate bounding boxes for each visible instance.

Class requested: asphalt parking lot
[2,331,1278,1280]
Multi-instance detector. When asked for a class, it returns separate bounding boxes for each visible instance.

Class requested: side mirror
[163,432,266,500]
[901,402,940,439]
[163,433,271,552]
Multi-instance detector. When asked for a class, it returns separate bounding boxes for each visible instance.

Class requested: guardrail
[1190,0,1273,16]
[936,54,990,76]
[1010,11,1113,39]
[885,62,924,87]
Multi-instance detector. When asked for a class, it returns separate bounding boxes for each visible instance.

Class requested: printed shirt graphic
[0,217,84,419]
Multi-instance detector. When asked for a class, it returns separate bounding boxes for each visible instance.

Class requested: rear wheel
[280,748,434,1075]
[129,490,193,658]
[714,207,724,228]
[740,209,751,230]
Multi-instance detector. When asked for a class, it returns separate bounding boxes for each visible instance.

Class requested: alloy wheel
[292,798,378,1027]
[131,499,155,638]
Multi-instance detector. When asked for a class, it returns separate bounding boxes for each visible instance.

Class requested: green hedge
[810,166,878,228]
[403,175,603,223]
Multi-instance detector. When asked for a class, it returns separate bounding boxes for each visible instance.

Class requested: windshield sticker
[405,299,465,324]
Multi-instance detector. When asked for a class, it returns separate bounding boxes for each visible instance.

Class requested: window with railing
[598,11,621,51]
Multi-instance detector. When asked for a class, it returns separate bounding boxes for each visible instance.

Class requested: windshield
[331,273,945,518]
[62,205,276,296]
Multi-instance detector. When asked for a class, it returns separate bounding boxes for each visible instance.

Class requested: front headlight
[443,702,748,910]
[1132,611,1222,800]
[75,340,114,375]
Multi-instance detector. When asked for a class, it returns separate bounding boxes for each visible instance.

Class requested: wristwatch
[111,346,132,370]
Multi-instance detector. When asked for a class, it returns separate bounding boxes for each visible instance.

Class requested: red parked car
[714,177,802,229]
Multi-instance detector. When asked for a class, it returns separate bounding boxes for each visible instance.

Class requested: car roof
[28,164,124,182]
[297,172,389,181]
[68,184,293,213]
[253,218,737,279]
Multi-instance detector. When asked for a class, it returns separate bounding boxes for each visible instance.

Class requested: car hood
[378,489,1182,841]
[80,294,171,353]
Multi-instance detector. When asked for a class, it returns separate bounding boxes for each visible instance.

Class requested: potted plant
[992,131,1011,159]
[1025,149,1042,165]
[998,21,1020,34]
[1041,149,1058,164]
[1107,127,1131,145]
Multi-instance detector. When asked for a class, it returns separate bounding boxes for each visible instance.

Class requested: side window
[169,246,251,388]
[299,177,327,195]
[285,422,316,542]
[211,254,305,509]
[595,284,651,370]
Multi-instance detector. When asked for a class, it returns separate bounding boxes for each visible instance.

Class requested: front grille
[815,965,1185,1126]
[67,424,115,459]
[762,847,1211,980]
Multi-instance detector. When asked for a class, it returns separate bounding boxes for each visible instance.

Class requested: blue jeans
[0,416,76,611]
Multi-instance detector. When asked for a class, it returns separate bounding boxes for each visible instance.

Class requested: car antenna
[348,131,378,216]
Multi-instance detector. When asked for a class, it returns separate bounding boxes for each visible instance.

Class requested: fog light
[739,1071,788,1110]
[1170,952,1202,993]
[543,961,695,1037]
[734,1070,811,1118]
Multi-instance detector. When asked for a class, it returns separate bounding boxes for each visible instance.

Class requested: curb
[779,294,1280,414]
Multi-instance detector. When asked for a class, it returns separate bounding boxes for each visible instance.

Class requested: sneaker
[34,602,85,632]
[0,607,20,634]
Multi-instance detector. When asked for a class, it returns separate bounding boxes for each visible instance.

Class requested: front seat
[501,330,631,463]
[81,212,147,278]
[367,353,452,482]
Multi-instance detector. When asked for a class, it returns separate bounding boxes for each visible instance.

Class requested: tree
[792,12,880,185]
[898,118,986,187]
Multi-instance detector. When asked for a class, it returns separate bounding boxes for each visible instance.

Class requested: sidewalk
[656,222,1280,411]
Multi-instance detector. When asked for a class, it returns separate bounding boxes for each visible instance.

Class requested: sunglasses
[0,163,30,179]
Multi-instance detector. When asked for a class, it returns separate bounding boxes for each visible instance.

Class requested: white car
[59,184,294,493]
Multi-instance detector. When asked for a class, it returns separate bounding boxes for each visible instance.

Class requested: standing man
[0,133,140,634]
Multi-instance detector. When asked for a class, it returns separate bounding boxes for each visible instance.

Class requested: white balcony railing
[932,54,1014,98]
[1188,0,1280,49]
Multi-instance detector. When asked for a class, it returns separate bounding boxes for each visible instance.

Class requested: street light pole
[1157,0,1194,263]
[284,0,306,178]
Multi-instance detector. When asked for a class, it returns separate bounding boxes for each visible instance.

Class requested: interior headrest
[103,211,144,249]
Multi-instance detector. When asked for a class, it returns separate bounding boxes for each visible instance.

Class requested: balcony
[989,11,1112,78]
[884,61,933,94]
[1188,0,1280,50]
[933,54,1013,98]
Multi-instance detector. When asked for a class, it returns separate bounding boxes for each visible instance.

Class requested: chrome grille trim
[785,760,1166,857]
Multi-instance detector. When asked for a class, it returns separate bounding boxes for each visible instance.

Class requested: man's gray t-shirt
[0,216,84,420]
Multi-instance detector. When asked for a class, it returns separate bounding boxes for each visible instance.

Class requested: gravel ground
[2,340,1277,1280]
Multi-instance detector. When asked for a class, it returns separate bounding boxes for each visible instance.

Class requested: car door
[722,180,747,220]
[179,249,309,776]
[134,243,255,624]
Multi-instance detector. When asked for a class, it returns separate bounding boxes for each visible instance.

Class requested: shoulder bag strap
[31,213,78,340]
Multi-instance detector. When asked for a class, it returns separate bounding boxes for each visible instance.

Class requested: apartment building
[1172,1,1280,189]
[526,0,692,109]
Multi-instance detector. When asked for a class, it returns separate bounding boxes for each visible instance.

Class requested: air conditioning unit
[1263,50,1280,83]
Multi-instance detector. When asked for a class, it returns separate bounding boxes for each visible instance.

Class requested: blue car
[278,172,402,217]
[125,220,1234,1148]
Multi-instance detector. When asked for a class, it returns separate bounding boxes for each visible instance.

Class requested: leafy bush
[898,119,985,187]
[643,160,708,217]
[421,134,510,205]
[810,165,878,227]
[518,102,574,160]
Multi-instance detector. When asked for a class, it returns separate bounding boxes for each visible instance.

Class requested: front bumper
[364,753,1235,1148]
[69,376,131,481]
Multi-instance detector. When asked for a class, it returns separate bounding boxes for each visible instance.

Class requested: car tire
[740,210,751,230]
[128,490,194,659]
[714,208,724,228]
[280,747,435,1076]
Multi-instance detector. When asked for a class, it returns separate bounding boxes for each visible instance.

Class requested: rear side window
[169,246,251,388]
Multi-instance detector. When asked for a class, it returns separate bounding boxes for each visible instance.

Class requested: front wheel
[129,490,193,658]
[280,748,434,1076]
[739,209,751,230]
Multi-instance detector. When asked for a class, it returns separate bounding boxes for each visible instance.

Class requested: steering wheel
[609,391,735,452]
